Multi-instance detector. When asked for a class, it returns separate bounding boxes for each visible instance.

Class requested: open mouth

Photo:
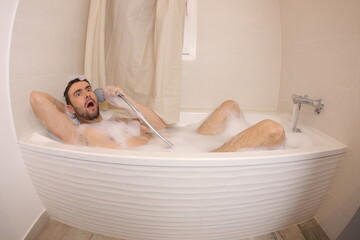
[86,99,96,109]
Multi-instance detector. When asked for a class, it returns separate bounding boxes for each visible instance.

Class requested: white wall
[1,0,90,239]
[0,1,44,240]
[181,0,281,112]
[278,0,360,239]
[10,0,91,139]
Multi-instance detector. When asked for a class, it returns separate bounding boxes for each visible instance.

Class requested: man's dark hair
[63,78,90,105]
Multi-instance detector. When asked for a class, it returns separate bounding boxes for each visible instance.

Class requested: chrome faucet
[291,94,324,132]
[291,94,324,114]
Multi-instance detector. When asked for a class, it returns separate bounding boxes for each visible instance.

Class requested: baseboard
[23,210,50,240]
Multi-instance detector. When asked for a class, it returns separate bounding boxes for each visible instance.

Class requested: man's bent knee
[257,119,285,145]
[197,100,241,136]
[219,100,240,115]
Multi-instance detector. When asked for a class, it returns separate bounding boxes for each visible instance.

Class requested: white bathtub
[19,112,346,240]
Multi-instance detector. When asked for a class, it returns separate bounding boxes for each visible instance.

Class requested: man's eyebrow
[73,88,82,96]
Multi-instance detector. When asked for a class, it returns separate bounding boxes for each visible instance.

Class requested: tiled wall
[181,0,281,112]
[278,0,360,239]
[10,0,90,138]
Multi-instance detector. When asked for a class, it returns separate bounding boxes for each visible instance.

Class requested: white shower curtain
[85,0,185,124]
[84,0,107,90]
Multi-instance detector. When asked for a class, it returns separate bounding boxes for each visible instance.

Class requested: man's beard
[73,104,100,121]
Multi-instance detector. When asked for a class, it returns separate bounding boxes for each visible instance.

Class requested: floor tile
[91,233,124,240]
[277,225,306,240]
[298,219,330,240]
[34,218,329,240]
[249,232,279,240]
[37,219,70,240]
[62,226,93,240]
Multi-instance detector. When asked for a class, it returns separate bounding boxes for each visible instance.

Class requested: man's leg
[197,100,241,135]
[213,119,285,152]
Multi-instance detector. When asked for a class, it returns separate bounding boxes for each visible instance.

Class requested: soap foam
[285,132,313,149]
[40,110,314,152]
[79,120,141,148]
[135,114,253,152]
[134,114,313,152]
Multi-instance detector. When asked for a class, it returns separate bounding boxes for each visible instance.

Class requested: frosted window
[182,0,197,61]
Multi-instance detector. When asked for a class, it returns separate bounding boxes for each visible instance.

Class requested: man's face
[67,81,100,122]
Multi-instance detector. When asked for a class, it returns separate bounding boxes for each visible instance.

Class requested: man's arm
[30,91,151,149]
[104,86,167,130]
[29,91,80,144]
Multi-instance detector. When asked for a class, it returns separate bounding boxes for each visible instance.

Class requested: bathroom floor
[35,218,330,240]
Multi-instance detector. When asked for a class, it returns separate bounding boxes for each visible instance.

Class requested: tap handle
[314,98,324,114]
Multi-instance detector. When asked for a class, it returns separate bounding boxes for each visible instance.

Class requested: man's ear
[66,105,76,115]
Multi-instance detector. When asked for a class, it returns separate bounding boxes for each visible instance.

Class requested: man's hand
[104,85,127,98]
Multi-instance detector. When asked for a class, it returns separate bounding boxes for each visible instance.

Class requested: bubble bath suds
[134,113,314,152]
[59,111,315,152]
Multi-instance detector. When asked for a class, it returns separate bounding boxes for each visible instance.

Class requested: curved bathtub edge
[18,136,347,167]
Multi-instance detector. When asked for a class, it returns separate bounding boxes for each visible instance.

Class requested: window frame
[182,0,197,61]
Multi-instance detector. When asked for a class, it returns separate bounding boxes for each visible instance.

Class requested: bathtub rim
[18,110,347,167]
[18,127,346,168]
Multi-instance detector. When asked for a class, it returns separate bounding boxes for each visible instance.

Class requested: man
[30,78,285,151]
